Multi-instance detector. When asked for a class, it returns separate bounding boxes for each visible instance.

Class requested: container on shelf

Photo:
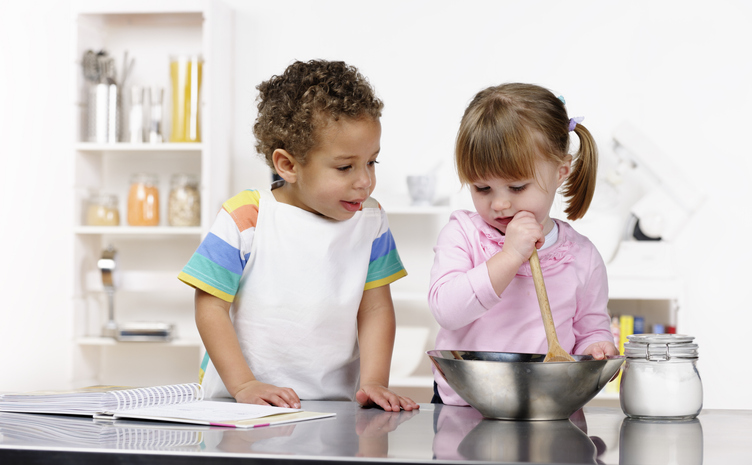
[169,55,202,142]
[127,173,160,226]
[129,86,144,143]
[84,193,120,226]
[168,174,201,226]
[619,333,703,420]
[148,86,164,143]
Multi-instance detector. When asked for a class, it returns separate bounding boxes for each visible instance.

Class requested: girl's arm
[355,284,419,411]
[194,289,300,408]
[429,212,542,330]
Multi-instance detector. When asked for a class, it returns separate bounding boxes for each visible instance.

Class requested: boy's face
[279,117,381,221]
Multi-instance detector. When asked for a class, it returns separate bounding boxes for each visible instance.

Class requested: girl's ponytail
[562,123,598,221]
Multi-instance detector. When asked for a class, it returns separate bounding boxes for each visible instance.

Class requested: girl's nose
[492,195,511,213]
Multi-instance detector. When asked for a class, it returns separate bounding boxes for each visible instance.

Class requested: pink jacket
[429,210,613,405]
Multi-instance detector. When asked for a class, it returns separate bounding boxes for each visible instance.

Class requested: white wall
[1,0,751,409]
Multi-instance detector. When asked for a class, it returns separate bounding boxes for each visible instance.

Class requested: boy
[179,60,418,412]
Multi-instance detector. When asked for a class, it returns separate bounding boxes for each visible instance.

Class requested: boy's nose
[354,168,373,190]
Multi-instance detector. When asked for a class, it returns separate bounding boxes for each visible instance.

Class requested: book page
[108,400,301,424]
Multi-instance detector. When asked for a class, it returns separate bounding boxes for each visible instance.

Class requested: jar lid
[170,173,199,186]
[624,333,698,360]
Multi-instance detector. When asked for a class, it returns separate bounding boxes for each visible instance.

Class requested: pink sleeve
[428,215,502,330]
[571,242,613,354]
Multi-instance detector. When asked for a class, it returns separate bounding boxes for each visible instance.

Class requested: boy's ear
[272,149,298,183]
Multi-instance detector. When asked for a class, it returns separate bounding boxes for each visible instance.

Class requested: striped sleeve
[364,206,407,290]
[178,190,261,302]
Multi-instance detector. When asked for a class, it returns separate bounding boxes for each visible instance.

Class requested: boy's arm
[356,284,419,411]
[194,289,300,408]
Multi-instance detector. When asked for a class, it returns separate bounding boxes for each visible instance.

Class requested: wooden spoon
[529,249,576,362]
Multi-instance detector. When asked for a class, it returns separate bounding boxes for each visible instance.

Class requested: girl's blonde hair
[455,83,598,220]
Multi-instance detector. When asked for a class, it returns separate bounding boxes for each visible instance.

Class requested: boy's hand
[582,341,619,360]
[233,380,301,409]
[356,384,419,412]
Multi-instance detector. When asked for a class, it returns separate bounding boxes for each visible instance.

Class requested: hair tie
[568,116,584,132]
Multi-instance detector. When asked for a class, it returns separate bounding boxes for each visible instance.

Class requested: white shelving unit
[70,0,232,387]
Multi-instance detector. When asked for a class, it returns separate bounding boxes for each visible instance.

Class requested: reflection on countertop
[1,401,751,464]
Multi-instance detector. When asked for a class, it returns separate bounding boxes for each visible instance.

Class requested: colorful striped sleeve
[178,190,261,302]
[364,207,407,290]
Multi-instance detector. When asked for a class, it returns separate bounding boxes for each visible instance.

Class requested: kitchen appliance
[428,350,624,420]
[97,246,175,342]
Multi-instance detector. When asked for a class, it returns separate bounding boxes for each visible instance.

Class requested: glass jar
[169,54,202,143]
[620,334,703,420]
[127,173,160,226]
[85,193,120,226]
[168,174,200,226]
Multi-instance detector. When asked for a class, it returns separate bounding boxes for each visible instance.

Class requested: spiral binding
[109,383,204,411]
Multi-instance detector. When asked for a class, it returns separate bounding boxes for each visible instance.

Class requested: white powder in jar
[620,359,703,418]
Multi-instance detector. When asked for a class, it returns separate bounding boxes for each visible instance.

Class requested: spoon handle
[530,249,560,346]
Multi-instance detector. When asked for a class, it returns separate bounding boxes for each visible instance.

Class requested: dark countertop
[1,401,751,464]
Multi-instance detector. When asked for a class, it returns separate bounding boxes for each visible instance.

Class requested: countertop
[1,401,751,464]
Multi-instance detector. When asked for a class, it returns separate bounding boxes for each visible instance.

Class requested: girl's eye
[510,185,527,193]
[367,160,379,167]
[337,165,352,172]
[474,185,490,193]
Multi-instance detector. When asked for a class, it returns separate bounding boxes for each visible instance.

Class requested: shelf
[392,291,428,303]
[75,143,203,152]
[390,375,434,388]
[384,205,453,215]
[74,226,202,236]
[77,337,201,347]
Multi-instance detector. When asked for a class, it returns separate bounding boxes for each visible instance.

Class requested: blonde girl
[429,83,617,405]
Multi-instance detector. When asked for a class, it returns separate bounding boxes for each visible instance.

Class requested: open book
[0,383,334,429]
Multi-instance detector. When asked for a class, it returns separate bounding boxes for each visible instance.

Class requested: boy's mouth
[341,200,362,212]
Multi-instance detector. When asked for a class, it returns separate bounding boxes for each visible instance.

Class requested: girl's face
[274,117,381,221]
[470,156,571,235]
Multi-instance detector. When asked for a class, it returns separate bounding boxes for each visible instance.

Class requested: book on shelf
[0,383,334,429]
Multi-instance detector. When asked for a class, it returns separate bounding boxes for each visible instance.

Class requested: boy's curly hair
[253,60,384,171]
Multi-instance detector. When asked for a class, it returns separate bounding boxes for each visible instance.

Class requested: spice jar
[620,334,703,419]
[127,173,160,226]
[85,193,120,226]
[168,174,200,226]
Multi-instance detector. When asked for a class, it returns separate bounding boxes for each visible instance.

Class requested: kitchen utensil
[98,245,118,337]
[428,350,624,420]
[530,249,575,362]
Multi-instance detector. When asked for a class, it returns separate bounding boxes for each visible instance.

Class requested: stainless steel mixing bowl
[428,350,625,420]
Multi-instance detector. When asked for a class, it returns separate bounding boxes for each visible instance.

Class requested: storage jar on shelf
[127,173,160,226]
[168,174,201,226]
[169,54,203,143]
[84,193,120,226]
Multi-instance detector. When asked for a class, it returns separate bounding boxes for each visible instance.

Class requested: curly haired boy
[179,60,418,411]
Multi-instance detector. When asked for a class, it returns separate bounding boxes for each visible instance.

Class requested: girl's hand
[232,380,301,409]
[582,341,619,360]
[501,211,544,264]
[356,384,419,412]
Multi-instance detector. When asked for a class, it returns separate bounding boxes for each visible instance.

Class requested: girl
[429,83,618,405]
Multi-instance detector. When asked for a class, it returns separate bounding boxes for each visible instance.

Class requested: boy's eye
[510,185,527,192]
[474,185,490,193]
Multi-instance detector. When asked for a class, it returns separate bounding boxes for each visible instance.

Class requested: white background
[1,0,750,410]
